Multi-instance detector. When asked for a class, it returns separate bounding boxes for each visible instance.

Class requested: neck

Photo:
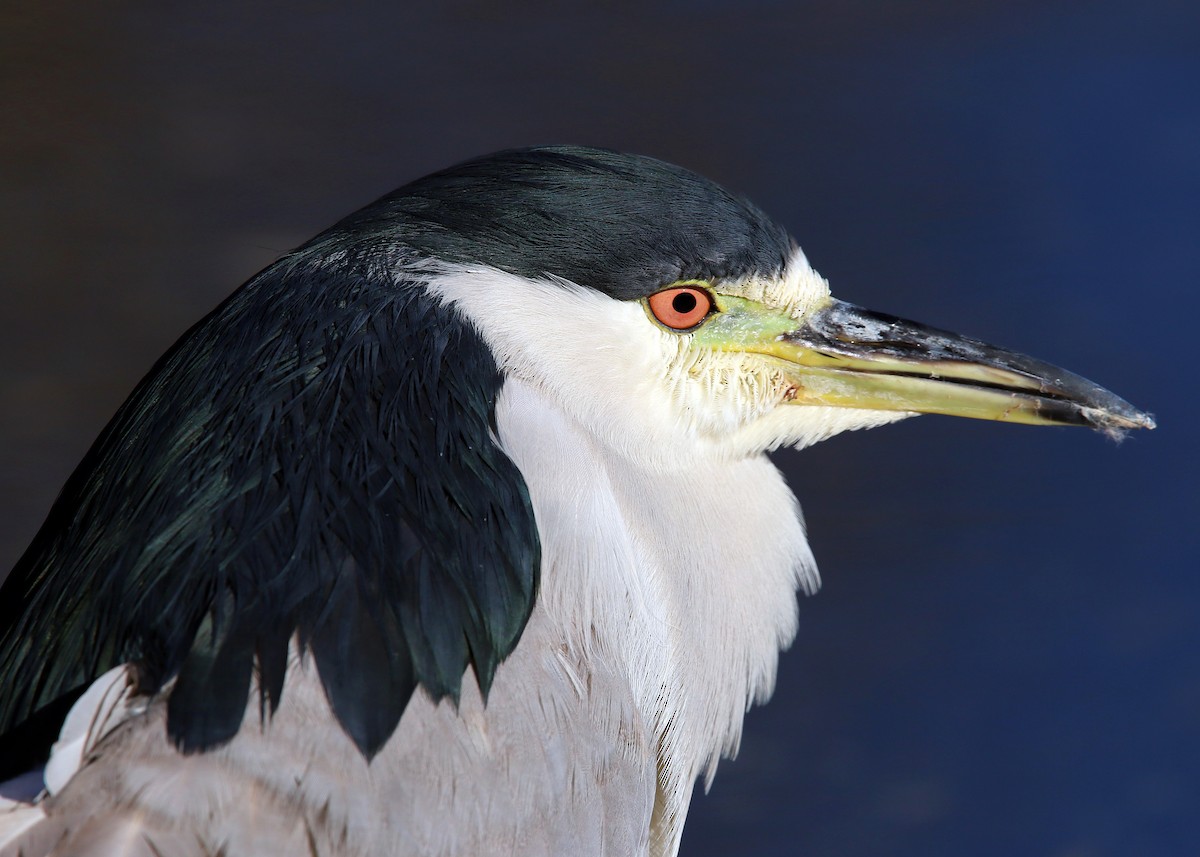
[494,377,817,854]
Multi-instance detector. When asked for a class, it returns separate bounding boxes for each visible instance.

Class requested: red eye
[647,287,713,330]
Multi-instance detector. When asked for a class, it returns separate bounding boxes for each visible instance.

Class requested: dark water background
[1,2,1196,855]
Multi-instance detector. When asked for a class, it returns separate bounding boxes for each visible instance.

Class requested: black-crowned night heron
[0,147,1153,856]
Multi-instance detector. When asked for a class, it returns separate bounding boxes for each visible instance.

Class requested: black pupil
[672,291,699,314]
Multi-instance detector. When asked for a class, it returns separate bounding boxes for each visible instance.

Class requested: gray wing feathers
[3,610,656,857]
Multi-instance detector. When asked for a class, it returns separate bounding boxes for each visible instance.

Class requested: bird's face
[430,246,1151,471]
[345,146,1151,471]
[309,145,1152,472]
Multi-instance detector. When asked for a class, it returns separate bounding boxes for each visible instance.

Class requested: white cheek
[664,347,790,436]
[422,265,700,465]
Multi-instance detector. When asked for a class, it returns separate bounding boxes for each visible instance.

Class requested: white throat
[494,378,816,853]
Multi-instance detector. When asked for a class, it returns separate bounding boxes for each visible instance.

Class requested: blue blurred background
[1,2,1195,854]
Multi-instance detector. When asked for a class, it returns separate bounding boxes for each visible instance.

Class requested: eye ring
[647,285,715,331]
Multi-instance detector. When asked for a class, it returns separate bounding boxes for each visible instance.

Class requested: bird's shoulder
[0,247,540,772]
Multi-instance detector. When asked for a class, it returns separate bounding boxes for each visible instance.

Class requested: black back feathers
[0,242,539,761]
[0,146,794,764]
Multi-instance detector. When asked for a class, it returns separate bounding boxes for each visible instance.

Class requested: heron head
[402,147,1152,470]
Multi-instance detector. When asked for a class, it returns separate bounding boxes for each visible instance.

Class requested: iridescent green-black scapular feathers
[0,146,796,775]
[0,224,548,768]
